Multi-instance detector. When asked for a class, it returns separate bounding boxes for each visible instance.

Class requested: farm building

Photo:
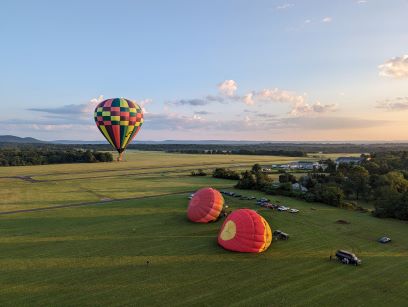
[296,161,320,170]
[335,157,365,166]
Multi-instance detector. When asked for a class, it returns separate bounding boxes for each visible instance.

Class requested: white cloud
[218,80,237,97]
[243,93,255,105]
[290,101,337,116]
[142,112,387,132]
[139,98,152,107]
[82,95,104,116]
[276,3,294,10]
[304,19,312,24]
[168,80,335,117]
[242,87,336,116]
[29,95,104,118]
[376,97,408,111]
[322,17,332,23]
[356,0,368,4]
[167,98,209,106]
[378,54,408,79]
[243,88,305,106]
[138,98,153,113]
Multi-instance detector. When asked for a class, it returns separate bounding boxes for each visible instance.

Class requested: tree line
[0,146,113,166]
[232,152,408,221]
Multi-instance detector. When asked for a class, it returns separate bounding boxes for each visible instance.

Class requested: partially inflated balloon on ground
[94,98,143,161]
[218,209,272,253]
[187,188,224,223]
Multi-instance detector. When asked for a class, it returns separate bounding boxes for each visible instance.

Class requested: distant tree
[251,164,262,174]
[325,159,337,174]
[235,171,256,189]
[191,169,207,176]
[279,172,297,184]
[311,184,344,207]
[212,168,240,180]
[299,175,317,189]
[362,160,381,175]
[0,147,113,166]
[344,166,370,200]
[255,172,271,190]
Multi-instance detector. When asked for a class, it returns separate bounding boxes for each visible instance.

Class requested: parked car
[335,250,362,265]
[378,237,391,244]
[273,230,289,240]
[289,208,299,213]
[278,206,289,211]
[188,193,195,200]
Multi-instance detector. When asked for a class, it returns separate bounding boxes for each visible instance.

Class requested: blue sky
[1,0,408,141]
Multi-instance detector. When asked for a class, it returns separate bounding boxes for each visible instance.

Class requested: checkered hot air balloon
[94,98,143,161]
[187,188,224,223]
[218,209,272,253]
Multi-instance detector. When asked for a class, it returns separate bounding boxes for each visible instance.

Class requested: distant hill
[51,140,265,145]
[51,140,107,144]
[0,135,45,143]
[2,135,408,145]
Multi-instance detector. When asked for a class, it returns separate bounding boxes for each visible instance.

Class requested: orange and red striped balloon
[218,209,272,253]
[187,188,224,223]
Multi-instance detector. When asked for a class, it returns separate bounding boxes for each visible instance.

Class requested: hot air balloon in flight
[94,98,143,161]
[187,187,224,223]
[218,209,272,253]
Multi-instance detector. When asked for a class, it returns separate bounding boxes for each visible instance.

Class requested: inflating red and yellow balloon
[218,209,272,253]
[94,98,143,161]
[187,188,224,223]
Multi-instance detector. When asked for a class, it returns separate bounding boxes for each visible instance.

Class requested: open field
[0,151,407,306]
[0,151,308,212]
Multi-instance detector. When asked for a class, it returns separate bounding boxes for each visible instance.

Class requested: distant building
[272,161,325,170]
[335,157,364,166]
[296,161,320,170]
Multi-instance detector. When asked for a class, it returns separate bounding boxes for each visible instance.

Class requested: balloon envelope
[187,188,224,223]
[94,98,143,157]
[218,209,272,253]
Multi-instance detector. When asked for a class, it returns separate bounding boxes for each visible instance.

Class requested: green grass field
[0,151,407,306]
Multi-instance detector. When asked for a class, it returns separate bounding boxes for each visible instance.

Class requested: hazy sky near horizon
[1,0,408,141]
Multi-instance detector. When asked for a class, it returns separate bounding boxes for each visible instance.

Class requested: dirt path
[13,176,43,183]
